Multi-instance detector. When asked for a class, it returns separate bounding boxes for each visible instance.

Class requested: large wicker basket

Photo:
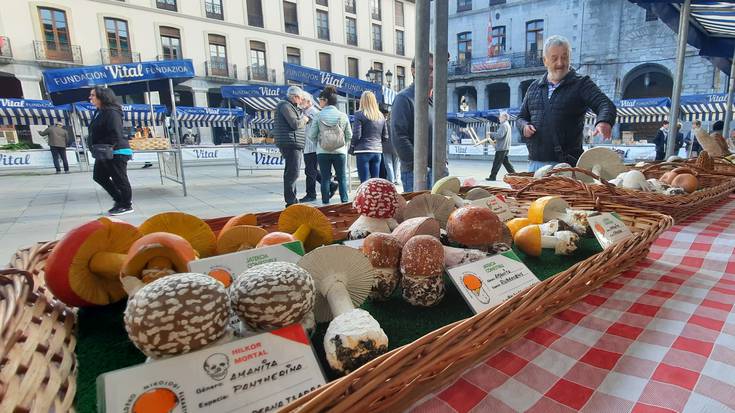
[2,188,673,412]
[129,138,171,151]
[505,163,735,223]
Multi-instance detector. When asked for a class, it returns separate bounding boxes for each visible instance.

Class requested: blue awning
[42,59,195,104]
[248,110,276,129]
[0,98,70,126]
[616,97,671,123]
[629,1,735,74]
[74,102,167,126]
[221,85,288,111]
[382,86,397,106]
[174,106,244,127]
[284,62,384,102]
[680,93,733,120]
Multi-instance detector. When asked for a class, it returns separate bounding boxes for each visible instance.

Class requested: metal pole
[229,100,240,177]
[667,0,691,158]
[413,0,431,191]
[169,78,187,196]
[722,49,735,139]
[433,0,449,183]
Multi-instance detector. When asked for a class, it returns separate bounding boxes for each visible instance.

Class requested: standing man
[485,112,516,181]
[39,123,69,174]
[391,54,436,192]
[273,86,309,207]
[654,120,669,161]
[517,35,616,172]
[299,91,338,202]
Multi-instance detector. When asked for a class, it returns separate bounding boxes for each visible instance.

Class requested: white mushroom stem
[541,231,579,255]
[441,190,466,208]
[326,281,354,317]
[443,246,487,268]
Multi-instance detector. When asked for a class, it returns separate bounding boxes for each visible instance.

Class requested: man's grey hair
[499,112,509,121]
[543,35,572,55]
[287,85,304,98]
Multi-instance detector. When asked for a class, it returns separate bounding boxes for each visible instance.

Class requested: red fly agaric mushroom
[391,216,441,245]
[124,273,229,358]
[139,212,217,258]
[278,204,334,251]
[216,225,268,255]
[446,206,505,251]
[349,178,399,239]
[298,245,387,375]
[229,261,315,330]
[514,225,580,257]
[121,232,197,289]
[362,232,403,300]
[400,235,446,306]
[256,231,296,247]
[402,193,456,229]
[431,176,466,207]
[44,217,141,307]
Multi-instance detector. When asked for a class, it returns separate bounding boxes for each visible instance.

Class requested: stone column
[474,83,487,111]
[192,88,213,145]
[508,78,521,108]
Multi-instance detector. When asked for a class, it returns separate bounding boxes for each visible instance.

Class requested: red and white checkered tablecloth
[410,197,735,413]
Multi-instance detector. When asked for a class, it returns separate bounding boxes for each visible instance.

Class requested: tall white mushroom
[298,245,388,375]
[576,147,627,184]
[431,176,466,208]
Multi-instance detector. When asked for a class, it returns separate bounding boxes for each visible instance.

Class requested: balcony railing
[33,40,82,66]
[247,66,276,83]
[0,36,12,60]
[449,51,543,76]
[156,53,183,61]
[100,48,141,64]
[205,59,237,79]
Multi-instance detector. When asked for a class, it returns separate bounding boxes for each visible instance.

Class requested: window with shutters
[319,52,332,72]
[250,41,267,81]
[395,2,404,27]
[396,65,405,91]
[160,26,181,60]
[286,47,301,65]
[347,57,359,78]
[104,18,130,62]
[247,0,264,27]
[38,7,72,60]
[284,1,299,34]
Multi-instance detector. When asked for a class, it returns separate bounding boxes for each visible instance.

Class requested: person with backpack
[349,91,388,183]
[307,86,352,204]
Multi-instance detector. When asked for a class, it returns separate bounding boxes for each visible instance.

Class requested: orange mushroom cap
[278,204,333,251]
[256,231,297,248]
[139,212,217,258]
[219,213,257,238]
[513,225,542,257]
[122,232,196,283]
[216,225,268,254]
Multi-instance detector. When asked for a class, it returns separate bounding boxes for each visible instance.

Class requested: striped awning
[248,110,276,129]
[0,98,70,126]
[74,103,167,127]
[383,86,397,106]
[174,106,244,128]
[586,97,671,124]
[239,97,281,111]
[680,93,733,121]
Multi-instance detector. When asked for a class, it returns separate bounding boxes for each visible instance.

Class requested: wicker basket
[505,164,735,223]
[2,189,673,412]
[129,138,171,151]
[0,268,77,412]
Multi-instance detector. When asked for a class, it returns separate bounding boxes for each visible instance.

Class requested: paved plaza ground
[0,159,528,263]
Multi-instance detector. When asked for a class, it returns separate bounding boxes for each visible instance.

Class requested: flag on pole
[487,13,495,57]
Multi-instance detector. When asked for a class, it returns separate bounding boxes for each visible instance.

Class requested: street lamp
[385,69,393,88]
[366,67,379,83]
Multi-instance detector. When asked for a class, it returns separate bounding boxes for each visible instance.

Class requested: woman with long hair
[307,86,352,204]
[350,91,388,182]
[88,86,134,215]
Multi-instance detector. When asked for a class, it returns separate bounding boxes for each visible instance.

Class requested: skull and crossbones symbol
[203,353,230,381]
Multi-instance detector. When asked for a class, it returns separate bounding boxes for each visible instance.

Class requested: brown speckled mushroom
[402,193,456,229]
[391,216,441,245]
[298,245,387,375]
[446,206,505,251]
[229,262,315,330]
[400,235,446,306]
[362,233,403,300]
[124,273,229,358]
[348,178,399,239]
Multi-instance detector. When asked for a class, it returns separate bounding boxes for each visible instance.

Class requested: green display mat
[74,238,602,412]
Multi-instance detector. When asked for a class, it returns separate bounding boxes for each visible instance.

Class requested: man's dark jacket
[390,84,433,173]
[273,99,306,150]
[516,69,616,164]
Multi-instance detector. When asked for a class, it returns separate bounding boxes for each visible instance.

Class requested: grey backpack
[318,119,346,151]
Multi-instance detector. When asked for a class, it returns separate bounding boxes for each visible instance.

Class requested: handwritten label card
[587,212,633,249]
[447,250,540,314]
[471,196,514,222]
[97,324,326,413]
[188,241,305,281]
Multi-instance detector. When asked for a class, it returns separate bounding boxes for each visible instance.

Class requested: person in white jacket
[485,112,516,181]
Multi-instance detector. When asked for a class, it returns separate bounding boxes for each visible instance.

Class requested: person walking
[39,123,69,174]
[654,120,669,161]
[485,112,516,181]
[88,86,134,215]
[350,91,388,183]
[516,35,616,172]
[273,86,309,207]
[308,86,352,204]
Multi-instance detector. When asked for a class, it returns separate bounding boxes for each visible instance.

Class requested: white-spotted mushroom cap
[298,245,376,322]
[353,178,399,219]
[124,273,229,358]
[402,193,456,229]
[229,262,315,330]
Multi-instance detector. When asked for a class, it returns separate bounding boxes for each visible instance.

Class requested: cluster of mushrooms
[534,147,699,195]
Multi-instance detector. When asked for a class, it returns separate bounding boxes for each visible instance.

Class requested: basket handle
[515,174,598,199]
[541,167,619,194]
[640,161,709,176]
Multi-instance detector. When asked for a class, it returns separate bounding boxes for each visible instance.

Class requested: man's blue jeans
[528,161,558,173]
[401,168,434,193]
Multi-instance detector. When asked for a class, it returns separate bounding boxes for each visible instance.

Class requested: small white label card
[342,238,365,250]
[470,196,514,222]
[188,241,305,281]
[587,212,633,249]
[97,324,326,413]
[447,250,540,314]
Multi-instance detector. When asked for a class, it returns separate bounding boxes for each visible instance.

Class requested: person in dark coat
[88,86,133,215]
[516,35,616,172]
[350,91,388,183]
[39,123,69,174]
[272,86,309,207]
[653,120,669,161]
